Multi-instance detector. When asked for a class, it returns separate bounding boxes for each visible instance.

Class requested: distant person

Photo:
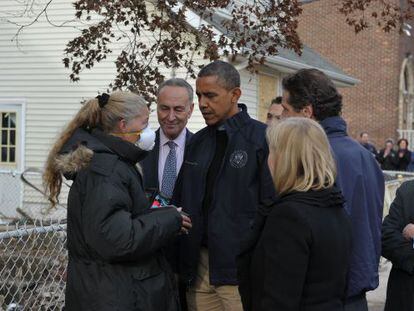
[359,132,377,155]
[377,139,398,170]
[397,138,411,171]
[238,117,352,311]
[382,180,414,311]
[280,68,385,311]
[266,96,283,126]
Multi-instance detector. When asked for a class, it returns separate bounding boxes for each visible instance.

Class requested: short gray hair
[157,78,194,103]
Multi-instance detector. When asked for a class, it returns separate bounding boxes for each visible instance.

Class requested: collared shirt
[158,128,187,185]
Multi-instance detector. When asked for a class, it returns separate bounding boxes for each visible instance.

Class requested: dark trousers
[344,293,368,311]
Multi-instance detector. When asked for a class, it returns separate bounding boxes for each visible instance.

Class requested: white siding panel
[240,69,258,119]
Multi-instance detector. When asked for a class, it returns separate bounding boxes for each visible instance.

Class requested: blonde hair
[266,117,336,195]
[43,91,148,206]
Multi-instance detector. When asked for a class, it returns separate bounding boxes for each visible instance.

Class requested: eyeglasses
[114,130,143,137]
[111,129,144,139]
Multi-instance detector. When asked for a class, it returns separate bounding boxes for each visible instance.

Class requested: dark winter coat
[237,188,352,311]
[397,149,412,171]
[171,104,276,286]
[58,128,182,311]
[139,128,193,311]
[376,149,398,171]
[382,180,414,311]
[320,116,384,298]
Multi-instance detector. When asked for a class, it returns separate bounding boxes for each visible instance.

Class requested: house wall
[0,0,262,218]
[298,0,402,147]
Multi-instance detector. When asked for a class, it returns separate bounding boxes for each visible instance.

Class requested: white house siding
[0,0,261,219]
[239,69,258,119]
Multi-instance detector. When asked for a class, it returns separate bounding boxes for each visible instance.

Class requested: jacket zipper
[204,128,232,285]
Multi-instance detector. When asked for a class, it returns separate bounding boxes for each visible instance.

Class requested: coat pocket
[132,259,163,280]
[132,259,177,311]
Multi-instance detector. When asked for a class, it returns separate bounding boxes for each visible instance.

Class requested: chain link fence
[0,169,68,310]
[0,220,67,310]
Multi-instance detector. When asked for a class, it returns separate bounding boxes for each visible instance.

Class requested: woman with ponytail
[44,91,191,311]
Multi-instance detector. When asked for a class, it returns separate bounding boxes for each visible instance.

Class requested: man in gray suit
[141,78,194,201]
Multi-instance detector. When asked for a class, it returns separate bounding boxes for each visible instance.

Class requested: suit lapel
[153,129,161,187]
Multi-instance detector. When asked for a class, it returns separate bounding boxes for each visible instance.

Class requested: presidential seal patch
[230,150,248,168]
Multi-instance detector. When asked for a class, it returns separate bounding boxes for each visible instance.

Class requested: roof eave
[175,4,359,87]
[264,55,360,87]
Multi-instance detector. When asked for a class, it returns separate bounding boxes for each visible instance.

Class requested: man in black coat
[141,78,194,200]
[382,180,414,311]
[359,132,378,156]
[376,139,398,171]
[172,61,275,311]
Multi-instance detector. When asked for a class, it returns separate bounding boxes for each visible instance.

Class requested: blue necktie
[161,141,177,198]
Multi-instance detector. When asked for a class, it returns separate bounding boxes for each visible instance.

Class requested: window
[0,112,17,165]
[399,57,414,131]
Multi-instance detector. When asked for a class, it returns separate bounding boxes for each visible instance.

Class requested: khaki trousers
[186,248,243,311]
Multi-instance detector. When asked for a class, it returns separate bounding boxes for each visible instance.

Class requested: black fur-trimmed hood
[55,128,112,179]
[56,128,147,179]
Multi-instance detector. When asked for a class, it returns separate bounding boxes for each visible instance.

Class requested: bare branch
[11,0,54,44]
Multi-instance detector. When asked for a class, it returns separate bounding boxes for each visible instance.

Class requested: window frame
[0,98,26,172]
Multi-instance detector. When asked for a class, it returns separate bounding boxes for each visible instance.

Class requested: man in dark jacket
[140,78,194,310]
[172,61,275,311]
[141,78,194,201]
[382,180,414,311]
[377,139,398,170]
[280,68,385,311]
[359,132,377,156]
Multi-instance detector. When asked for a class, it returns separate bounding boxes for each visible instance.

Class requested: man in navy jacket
[280,68,384,311]
[172,61,275,311]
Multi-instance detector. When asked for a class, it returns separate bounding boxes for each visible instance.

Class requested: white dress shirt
[158,128,187,185]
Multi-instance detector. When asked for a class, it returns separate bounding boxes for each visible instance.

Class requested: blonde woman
[43,92,191,311]
[238,117,352,311]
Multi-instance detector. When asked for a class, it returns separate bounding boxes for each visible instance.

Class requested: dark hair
[198,60,240,90]
[271,96,283,105]
[360,132,368,138]
[397,138,409,148]
[385,139,394,145]
[282,69,343,121]
[157,78,194,103]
